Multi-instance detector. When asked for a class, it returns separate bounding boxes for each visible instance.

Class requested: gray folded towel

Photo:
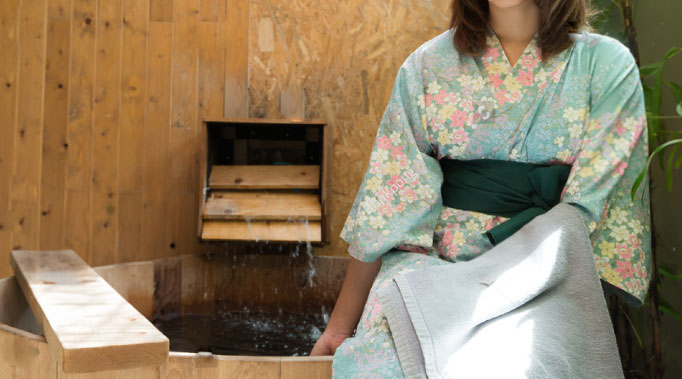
[377,203,624,379]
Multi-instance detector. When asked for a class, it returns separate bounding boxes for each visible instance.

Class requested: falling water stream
[154,213,328,356]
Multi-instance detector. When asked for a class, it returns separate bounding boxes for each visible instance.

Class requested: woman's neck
[488,0,540,65]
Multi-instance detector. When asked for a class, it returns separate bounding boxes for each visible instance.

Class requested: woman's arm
[310,256,382,355]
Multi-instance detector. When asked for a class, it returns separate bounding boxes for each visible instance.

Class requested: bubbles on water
[154,307,331,356]
[309,326,322,341]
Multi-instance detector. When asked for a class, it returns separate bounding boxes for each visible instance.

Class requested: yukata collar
[483,23,541,70]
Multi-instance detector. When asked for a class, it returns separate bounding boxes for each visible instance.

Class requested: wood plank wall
[0,0,450,277]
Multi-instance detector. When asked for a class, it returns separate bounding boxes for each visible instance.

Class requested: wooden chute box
[198,119,331,244]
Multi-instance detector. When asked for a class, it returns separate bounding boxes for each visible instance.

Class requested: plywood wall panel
[248,0,451,257]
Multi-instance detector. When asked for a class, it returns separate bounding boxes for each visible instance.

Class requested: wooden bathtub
[0,252,347,378]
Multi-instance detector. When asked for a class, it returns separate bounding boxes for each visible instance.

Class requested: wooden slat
[117,0,149,263]
[0,326,56,379]
[11,0,46,204]
[201,220,321,242]
[58,363,158,379]
[90,0,122,266]
[152,256,181,321]
[196,22,224,238]
[39,1,71,251]
[0,0,18,278]
[204,117,326,126]
[10,250,169,374]
[168,0,200,258]
[199,0,225,22]
[281,357,333,379]
[94,261,155,320]
[203,191,321,220]
[209,165,320,190]
[10,0,47,253]
[215,356,281,379]
[150,0,173,22]
[64,0,97,262]
[142,21,172,260]
[222,0,248,118]
[180,254,215,315]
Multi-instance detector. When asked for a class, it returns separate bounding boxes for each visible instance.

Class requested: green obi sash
[439,158,571,245]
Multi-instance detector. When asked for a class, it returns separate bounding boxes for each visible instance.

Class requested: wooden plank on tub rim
[10,249,169,374]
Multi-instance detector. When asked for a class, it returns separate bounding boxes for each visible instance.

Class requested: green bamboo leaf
[659,266,682,281]
[666,82,682,104]
[666,144,679,191]
[663,46,682,60]
[631,138,682,202]
[659,297,682,324]
[639,63,660,78]
[677,101,682,117]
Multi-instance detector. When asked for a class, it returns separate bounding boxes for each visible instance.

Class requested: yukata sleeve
[339,53,443,263]
[561,37,651,305]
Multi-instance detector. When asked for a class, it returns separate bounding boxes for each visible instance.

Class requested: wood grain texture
[10,0,47,254]
[167,0,200,259]
[0,0,18,280]
[57,363,158,379]
[10,250,168,374]
[117,0,149,263]
[94,261,155,319]
[0,0,451,274]
[248,0,451,257]
[281,357,333,379]
[152,256,181,321]
[150,0,173,22]
[39,1,71,252]
[223,0,249,118]
[0,326,56,379]
[64,0,97,262]
[201,220,321,242]
[203,191,321,220]
[180,254,215,315]
[90,0,122,266]
[142,21,172,260]
[0,277,43,335]
[279,85,305,120]
[196,23,224,238]
[209,165,320,190]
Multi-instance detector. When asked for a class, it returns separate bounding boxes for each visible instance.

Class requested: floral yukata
[332,28,651,378]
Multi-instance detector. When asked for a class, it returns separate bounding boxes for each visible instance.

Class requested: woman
[311,0,651,377]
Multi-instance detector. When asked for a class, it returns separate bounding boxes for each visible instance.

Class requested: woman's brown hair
[450,0,592,60]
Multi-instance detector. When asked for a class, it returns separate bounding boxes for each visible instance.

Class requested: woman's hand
[310,330,351,356]
[308,256,382,356]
